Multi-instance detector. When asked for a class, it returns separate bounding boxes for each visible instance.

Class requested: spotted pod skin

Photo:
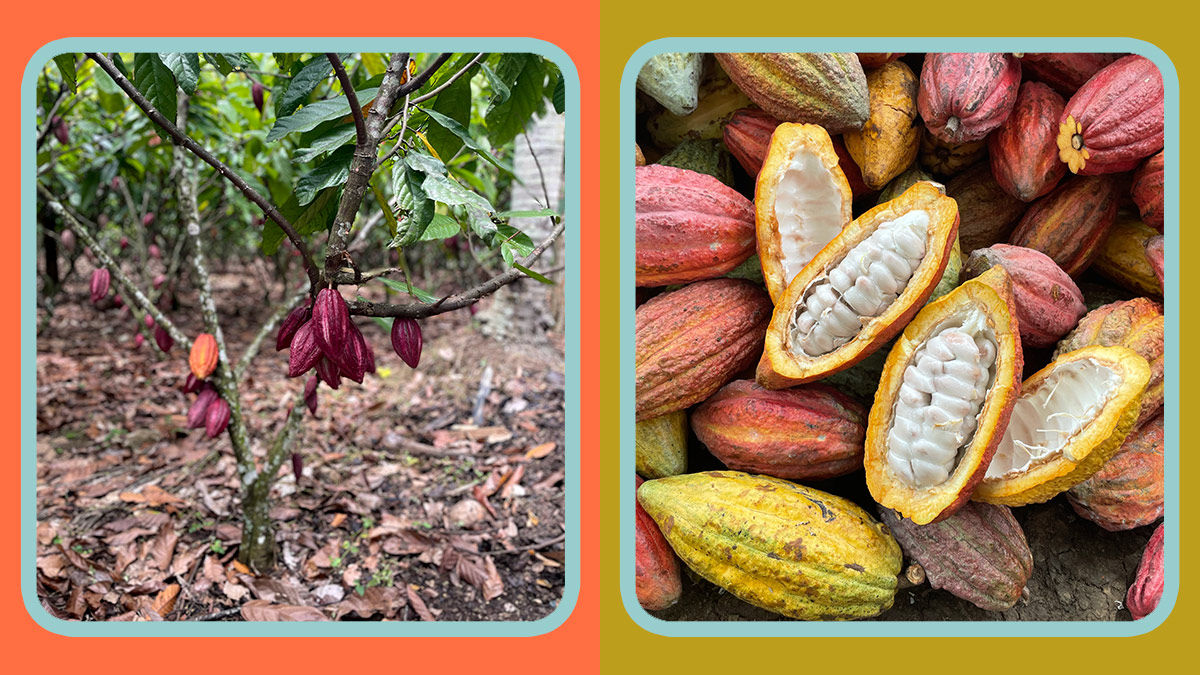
[635,411,688,479]
[634,476,682,611]
[691,380,867,481]
[1132,152,1164,230]
[1008,174,1120,277]
[1093,216,1164,297]
[637,471,901,620]
[843,60,922,191]
[1068,414,1163,531]
[715,53,870,133]
[878,503,1032,611]
[1127,523,1164,620]
[1018,53,1119,98]
[989,82,1068,202]
[1057,56,1164,176]
[918,53,1021,144]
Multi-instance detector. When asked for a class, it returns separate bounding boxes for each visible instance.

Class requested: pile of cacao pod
[633,52,1166,621]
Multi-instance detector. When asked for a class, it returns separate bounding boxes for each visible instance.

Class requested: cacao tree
[36,51,566,571]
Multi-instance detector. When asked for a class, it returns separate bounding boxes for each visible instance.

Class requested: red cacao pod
[1058,55,1164,175]
[113,294,124,309]
[316,356,341,390]
[252,82,265,114]
[1146,235,1165,287]
[1127,523,1164,620]
[961,244,1086,348]
[144,314,155,328]
[187,388,218,429]
[152,274,167,289]
[391,318,423,368]
[304,375,319,415]
[691,380,867,480]
[288,321,323,378]
[635,164,755,287]
[133,333,145,350]
[60,230,75,251]
[205,398,231,439]
[148,244,161,259]
[182,373,204,394]
[312,288,351,359]
[1008,174,1120,276]
[52,116,69,145]
[143,213,155,227]
[857,53,904,68]
[189,333,219,379]
[918,53,1021,144]
[1018,53,1119,97]
[723,108,779,176]
[119,236,129,250]
[634,475,682,611]
[1131,151,1164,230]
[90,268,110,304]
[154,325,173,353]
[337,322,370,383]
[988,82,1068,202]
[276,302,311,351]
[1068,414,1163,531]
[945,162,1029,253]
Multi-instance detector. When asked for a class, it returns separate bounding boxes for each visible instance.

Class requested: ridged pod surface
[715,53,870,133]
[1132,151,1164,230]
[636,279,772,421]
[865,266,1022,524]
[276,302,311,351]
[636,53,703,116]
[288,321,323,377]
[391,318,423,368]
[205,398,231,439]
[1008,174,1120,277]
[1054,298,1164,427]
[1057,56,1164,175]
[635,475,682,610]
[637,471,902,620]
[974,345,1150,506]
[187,388,218,429]
[1093,216,1164,296]
[1127,523,1164,620]
[635,411,688,479]
[754,124,854,302]
[757,182,959,389]
[878,503,1032,611]
[312,288,351,359]
[1068,414,1163,531]
[90,268,110,304]
[919,129,987,177]
[1018,53,1119,97]
[1146,236,1165,287]
[189,333,219,380]
[723,108,780,176]
[988,82,1068,202]
[636,165,755,286]
[945,162,1029,253]
[918,53,1021,144]
[961,244,1086,348]
[843,61,922,190]
[691,380,867,480]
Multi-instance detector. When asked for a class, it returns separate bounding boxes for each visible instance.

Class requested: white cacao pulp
[985,359,1119,479]
[790,210,930,357]
[887,310,998,488]
[774,148,850,289]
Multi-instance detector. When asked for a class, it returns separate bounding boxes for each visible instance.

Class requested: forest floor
[35,264,567,622]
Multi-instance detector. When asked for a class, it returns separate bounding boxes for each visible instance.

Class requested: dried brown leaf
[240,599,329,622]
[406,585,436,621]
[151,583,180,616]
[524,442,556,459]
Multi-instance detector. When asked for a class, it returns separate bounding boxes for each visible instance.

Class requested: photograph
[630,50,1168,623]
[34,49,570,623]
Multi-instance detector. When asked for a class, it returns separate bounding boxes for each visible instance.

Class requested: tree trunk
[239,475,277,571]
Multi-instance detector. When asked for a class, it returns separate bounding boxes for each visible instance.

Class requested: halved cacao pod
[1132,151,1164,230]
[636,279,772,421]
[636,52,704,117]
[1008,174,1120,276]
[757,181,959,388]
[637,471,902,620]
[1127,522,1165,620]
[1058,55,1164,175]
[647,76,752,149]
[974,345,1150,506]
[754,124,854,302]
[865,266,1022,524]
[189,333,219,380]
[691,380,867,480]
[1093,215,1164,296]
[723,108,779,176]
[635,475,682,611]
[636,165,756,287]
[635,410,688,479]
[1068,414,1163,531]
[1146,235,1165,287]
[844,60,922,190]
[878,503,1032,611]
[918,53,1021,144]
[715,53,870,133]
[1018,53,1119,98]
[858,53,905,68]
[918,128,986,177]
[657,138,735,187]
[1054,298,1164,427]
[945,162,1028,253]
[988,81,1068,202]
[877,165,932,205]
[961,244,1086,348]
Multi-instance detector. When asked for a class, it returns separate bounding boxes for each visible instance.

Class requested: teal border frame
[23,38,580,637]
[620,37,1179,636]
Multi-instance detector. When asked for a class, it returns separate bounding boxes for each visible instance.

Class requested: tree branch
[396,53,453,98]
[85,52,320,289]
[327,54,366,146]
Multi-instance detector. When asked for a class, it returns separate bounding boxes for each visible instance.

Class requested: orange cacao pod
[1068,414,1163,531]
[634,475,681,611]
[189,333,218,379]
[988,81,1068,202]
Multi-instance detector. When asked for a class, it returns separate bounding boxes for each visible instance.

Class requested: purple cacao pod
[391,317,422,368]
[337,322,369,384]
[276,302,311,351]
[60,230,75,251]
[316,356,341,390]
[144,314,155,328]
[90,268,110,304]
[133,333,145,350]
[153,274,167,289]
[311,288,350,360]
[148,244,161,259]
[154,325,173,353]
[182,373,204,394]
[287,321,322,378]
[304,375,319,415]
[51,116,69,145]
[252,82,265,114]
[205,398,231,439]
[143,212,155,227]
[292,453,303,481]
[188,388,218,429]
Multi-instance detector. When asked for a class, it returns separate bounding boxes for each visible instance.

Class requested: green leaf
[422,173,493,212]
[404,150,446,176]
[295,145,354,206]
[275,55,341,119]
[292,124,357,163]
[552,71,566,114]
[424,71,472,160]
[495,222,534,257]
[203,53,233,76]
[160,53,200,95]
[112,53,130,80]
[427,53,476,89]
[264,186,342,254]
[466,207,497,242]
[422,107,507,172]
[219,53,253,72]
[53,55,77,93]
[393,163,434,247]
[479,62,510,106]
[485,56,544,147]
[133,53,177,124]
[513,262,555,285]
[420,213,460,241]
[494,208,557,219]
[267,87,378,141]
[378,277,436,303]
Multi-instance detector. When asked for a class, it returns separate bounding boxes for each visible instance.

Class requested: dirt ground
[36,265,567,622]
